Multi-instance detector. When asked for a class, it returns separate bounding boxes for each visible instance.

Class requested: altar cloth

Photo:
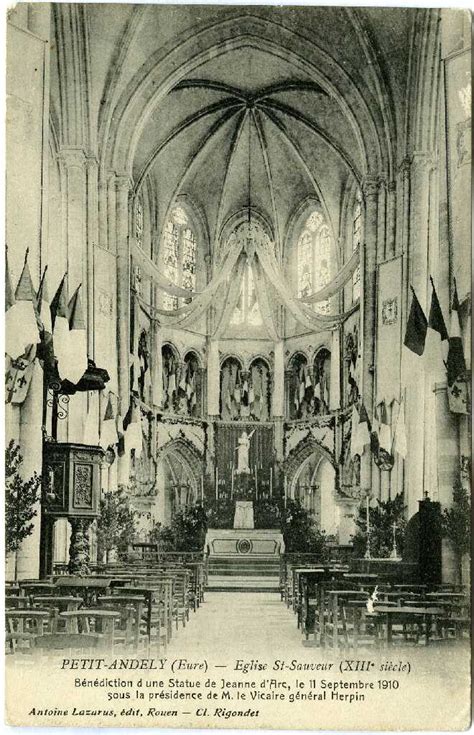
[233,501,254,529]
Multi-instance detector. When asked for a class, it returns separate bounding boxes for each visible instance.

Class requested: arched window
[230,262,262,327]
[161,205,198,311]
[297,210,332,314]
[225,219,274,328]
[351,194,362,302]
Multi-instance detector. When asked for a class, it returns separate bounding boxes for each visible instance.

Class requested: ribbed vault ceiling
[133,44,362,253]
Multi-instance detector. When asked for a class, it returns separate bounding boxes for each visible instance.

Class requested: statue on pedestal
[235,429,255,475]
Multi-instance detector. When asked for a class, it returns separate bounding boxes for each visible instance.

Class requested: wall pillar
[16,362,44,580]
[404,152,432,518]
[85,156,99,359]
[115,174,132,487]
[360,177,378,496]
[59,147,88,444]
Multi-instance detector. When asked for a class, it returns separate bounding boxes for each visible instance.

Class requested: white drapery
[142,228,359,337]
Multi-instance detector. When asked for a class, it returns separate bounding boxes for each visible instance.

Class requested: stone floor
[169,591,302,657]
[169,591,471,683]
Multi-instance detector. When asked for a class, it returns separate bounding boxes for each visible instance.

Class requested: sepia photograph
[4,2,472,730]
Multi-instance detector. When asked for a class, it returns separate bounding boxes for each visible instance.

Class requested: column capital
[85,154,99,171]
[361,176,380,199]
[58,146,87,169]
[410,150,437,171]
[115,173,133,193]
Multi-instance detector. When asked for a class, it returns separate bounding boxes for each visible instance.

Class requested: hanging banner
[376,254,403,406]
[445,48,471,303]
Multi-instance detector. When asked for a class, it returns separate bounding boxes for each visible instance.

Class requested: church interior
[5,4,471,657]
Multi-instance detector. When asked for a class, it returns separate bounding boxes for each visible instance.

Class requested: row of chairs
[284,571,470,649]
[6,555,207,657]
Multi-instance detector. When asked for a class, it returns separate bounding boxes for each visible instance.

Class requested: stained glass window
[352,195,362,302]
[297,209,332,314]
[161,206,198,310]
[228,220,269,327]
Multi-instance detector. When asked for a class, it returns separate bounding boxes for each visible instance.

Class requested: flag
[404,286,428,356]
[130,295,140,393]
[446,281,469,414]
[125,400,142,457]
[63,284,88,385]
[179,364,187,393]
[50,275,70,380]
[100,392,119,450]
[234,372,241,404]
[10,250,39,359]
[393,398,407,458]
[425,277,449,374]
[36,266,52,336]
[5,249,21,359]
[5,344,36,405]
[350,404,360,458]
[356,403,371,454]
[248,383,255,405]
[372,400,394,470]
[241,378,249,407]
[377,401,392,454]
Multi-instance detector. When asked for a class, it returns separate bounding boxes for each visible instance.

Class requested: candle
[215,467,218,500]
[201,476,204,502]
[366,495,370,534]
[284,476,287,507]
[269,467,273,497]
[231,464,234,498]
[255,465,258,499]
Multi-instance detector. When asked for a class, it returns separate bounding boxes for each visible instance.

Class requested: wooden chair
[99,595,146,651]
[59,609,121,652]
[6,609,52,654]
[33,633,100,658]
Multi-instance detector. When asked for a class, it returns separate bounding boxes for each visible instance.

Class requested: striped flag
[446,281,469,414]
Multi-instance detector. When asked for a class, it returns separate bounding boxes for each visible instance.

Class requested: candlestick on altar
[390,522,399,559]
[269,467,273,497]
[364,495,371,560]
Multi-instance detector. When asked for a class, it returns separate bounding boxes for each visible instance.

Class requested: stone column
[115,175,132,487]
[59,147,88,444]
[284,368,293,419]
[16,361,43,580]
[85,156,99,359]
[272,340,285,417]
[360,177,378,496]
[433,382,459,582]
[404,152,432,517]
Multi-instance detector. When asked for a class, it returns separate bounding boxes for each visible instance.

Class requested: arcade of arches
[6,5,471,583]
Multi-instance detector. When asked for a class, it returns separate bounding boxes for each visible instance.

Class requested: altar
[233,501,254,529]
